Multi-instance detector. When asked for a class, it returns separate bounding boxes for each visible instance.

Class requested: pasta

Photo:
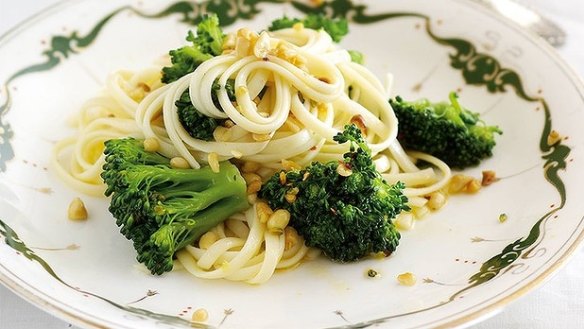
[52,22,452,283]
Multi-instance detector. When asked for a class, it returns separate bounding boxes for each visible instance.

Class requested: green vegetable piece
[348,50,365,64]
[176,80,236,141]
[259,125,408,262]
[269,14,349,43]
[192,14,225,56]
[101,138,249,275]
[390,92,502,169]
[161,14,225,83]
[176,90,222,141]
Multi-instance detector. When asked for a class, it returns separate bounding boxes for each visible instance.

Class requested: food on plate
[390,92,502,169]
[52,14,501,283]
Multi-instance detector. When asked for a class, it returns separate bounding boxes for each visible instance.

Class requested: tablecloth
[0,0,582,328]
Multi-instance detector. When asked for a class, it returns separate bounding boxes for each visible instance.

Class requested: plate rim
[1,0,583,328]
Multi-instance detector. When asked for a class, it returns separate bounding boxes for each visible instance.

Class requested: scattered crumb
[397,272,416,286]
[68,197,88,221]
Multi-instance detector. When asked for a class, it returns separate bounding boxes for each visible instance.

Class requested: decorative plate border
[0,0,579,328]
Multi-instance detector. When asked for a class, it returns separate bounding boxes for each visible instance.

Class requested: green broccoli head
[175,80,236,141]
[161,14,225,83]
[176,90,223,141]
[269,14,349,43]
[391,92,502,169]
[191,14,224,56]
[101,138,248,274]
[259,125,408,262]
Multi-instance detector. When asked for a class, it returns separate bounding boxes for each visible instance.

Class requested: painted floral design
[0,0,576,328]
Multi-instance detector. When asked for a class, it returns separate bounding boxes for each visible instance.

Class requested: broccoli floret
[391,92,502,169]
[101,138,248,274]
[192,14,225,56]
[176,90,222,141]
[162,14,224,83]
[259,125,408,262]
[176,80,236,141]
[210,79,236,108]
[269,14,349,43]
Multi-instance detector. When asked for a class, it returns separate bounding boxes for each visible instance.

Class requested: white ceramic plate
[1,0,583,328]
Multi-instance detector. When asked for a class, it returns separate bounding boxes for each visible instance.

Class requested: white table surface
[0,0,583,328]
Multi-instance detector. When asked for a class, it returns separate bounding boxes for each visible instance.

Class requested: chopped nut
[279,171,287,185]
[285,194,296,203]
[191,308,209,322]
[395,213,414,230]
[449,174,473,194]
[412,206,430,219]
[350,114,368,136]
[170,157,190,169]
[547,130,561,146]
[223,120,235,128]
[292,22,304,31]
[481,170,499,186]
[302,172,310,181]
[247,193,258,204]
[285,187,299,204]
[143,138,160,152]
[235,28,259,58]
[207,152,220,173]
[242,172,262,184]
[68,197,88,221]
[242,161,261,173]
[336,162,353,177]
[397,272,416,286]
[247,180,262,195]
[267,209,291,234]
[427,192,446,210]
[256,202,273,224]
[253,31,271,59]
[282,159,301,171]
[213,126,232,142]
[466,179,482,193]
[222,33,236,50]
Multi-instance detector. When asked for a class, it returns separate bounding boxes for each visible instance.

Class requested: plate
[1,0,583,328]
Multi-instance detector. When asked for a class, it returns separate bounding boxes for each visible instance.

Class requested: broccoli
[176,80,236,141]
[259,125,409,262]
[269,14,349,43]
[391,92,502,169]
[162,14,225,83]
[101,138,248,274]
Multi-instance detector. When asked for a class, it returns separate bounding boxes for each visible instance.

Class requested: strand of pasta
[176,205,309,284]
